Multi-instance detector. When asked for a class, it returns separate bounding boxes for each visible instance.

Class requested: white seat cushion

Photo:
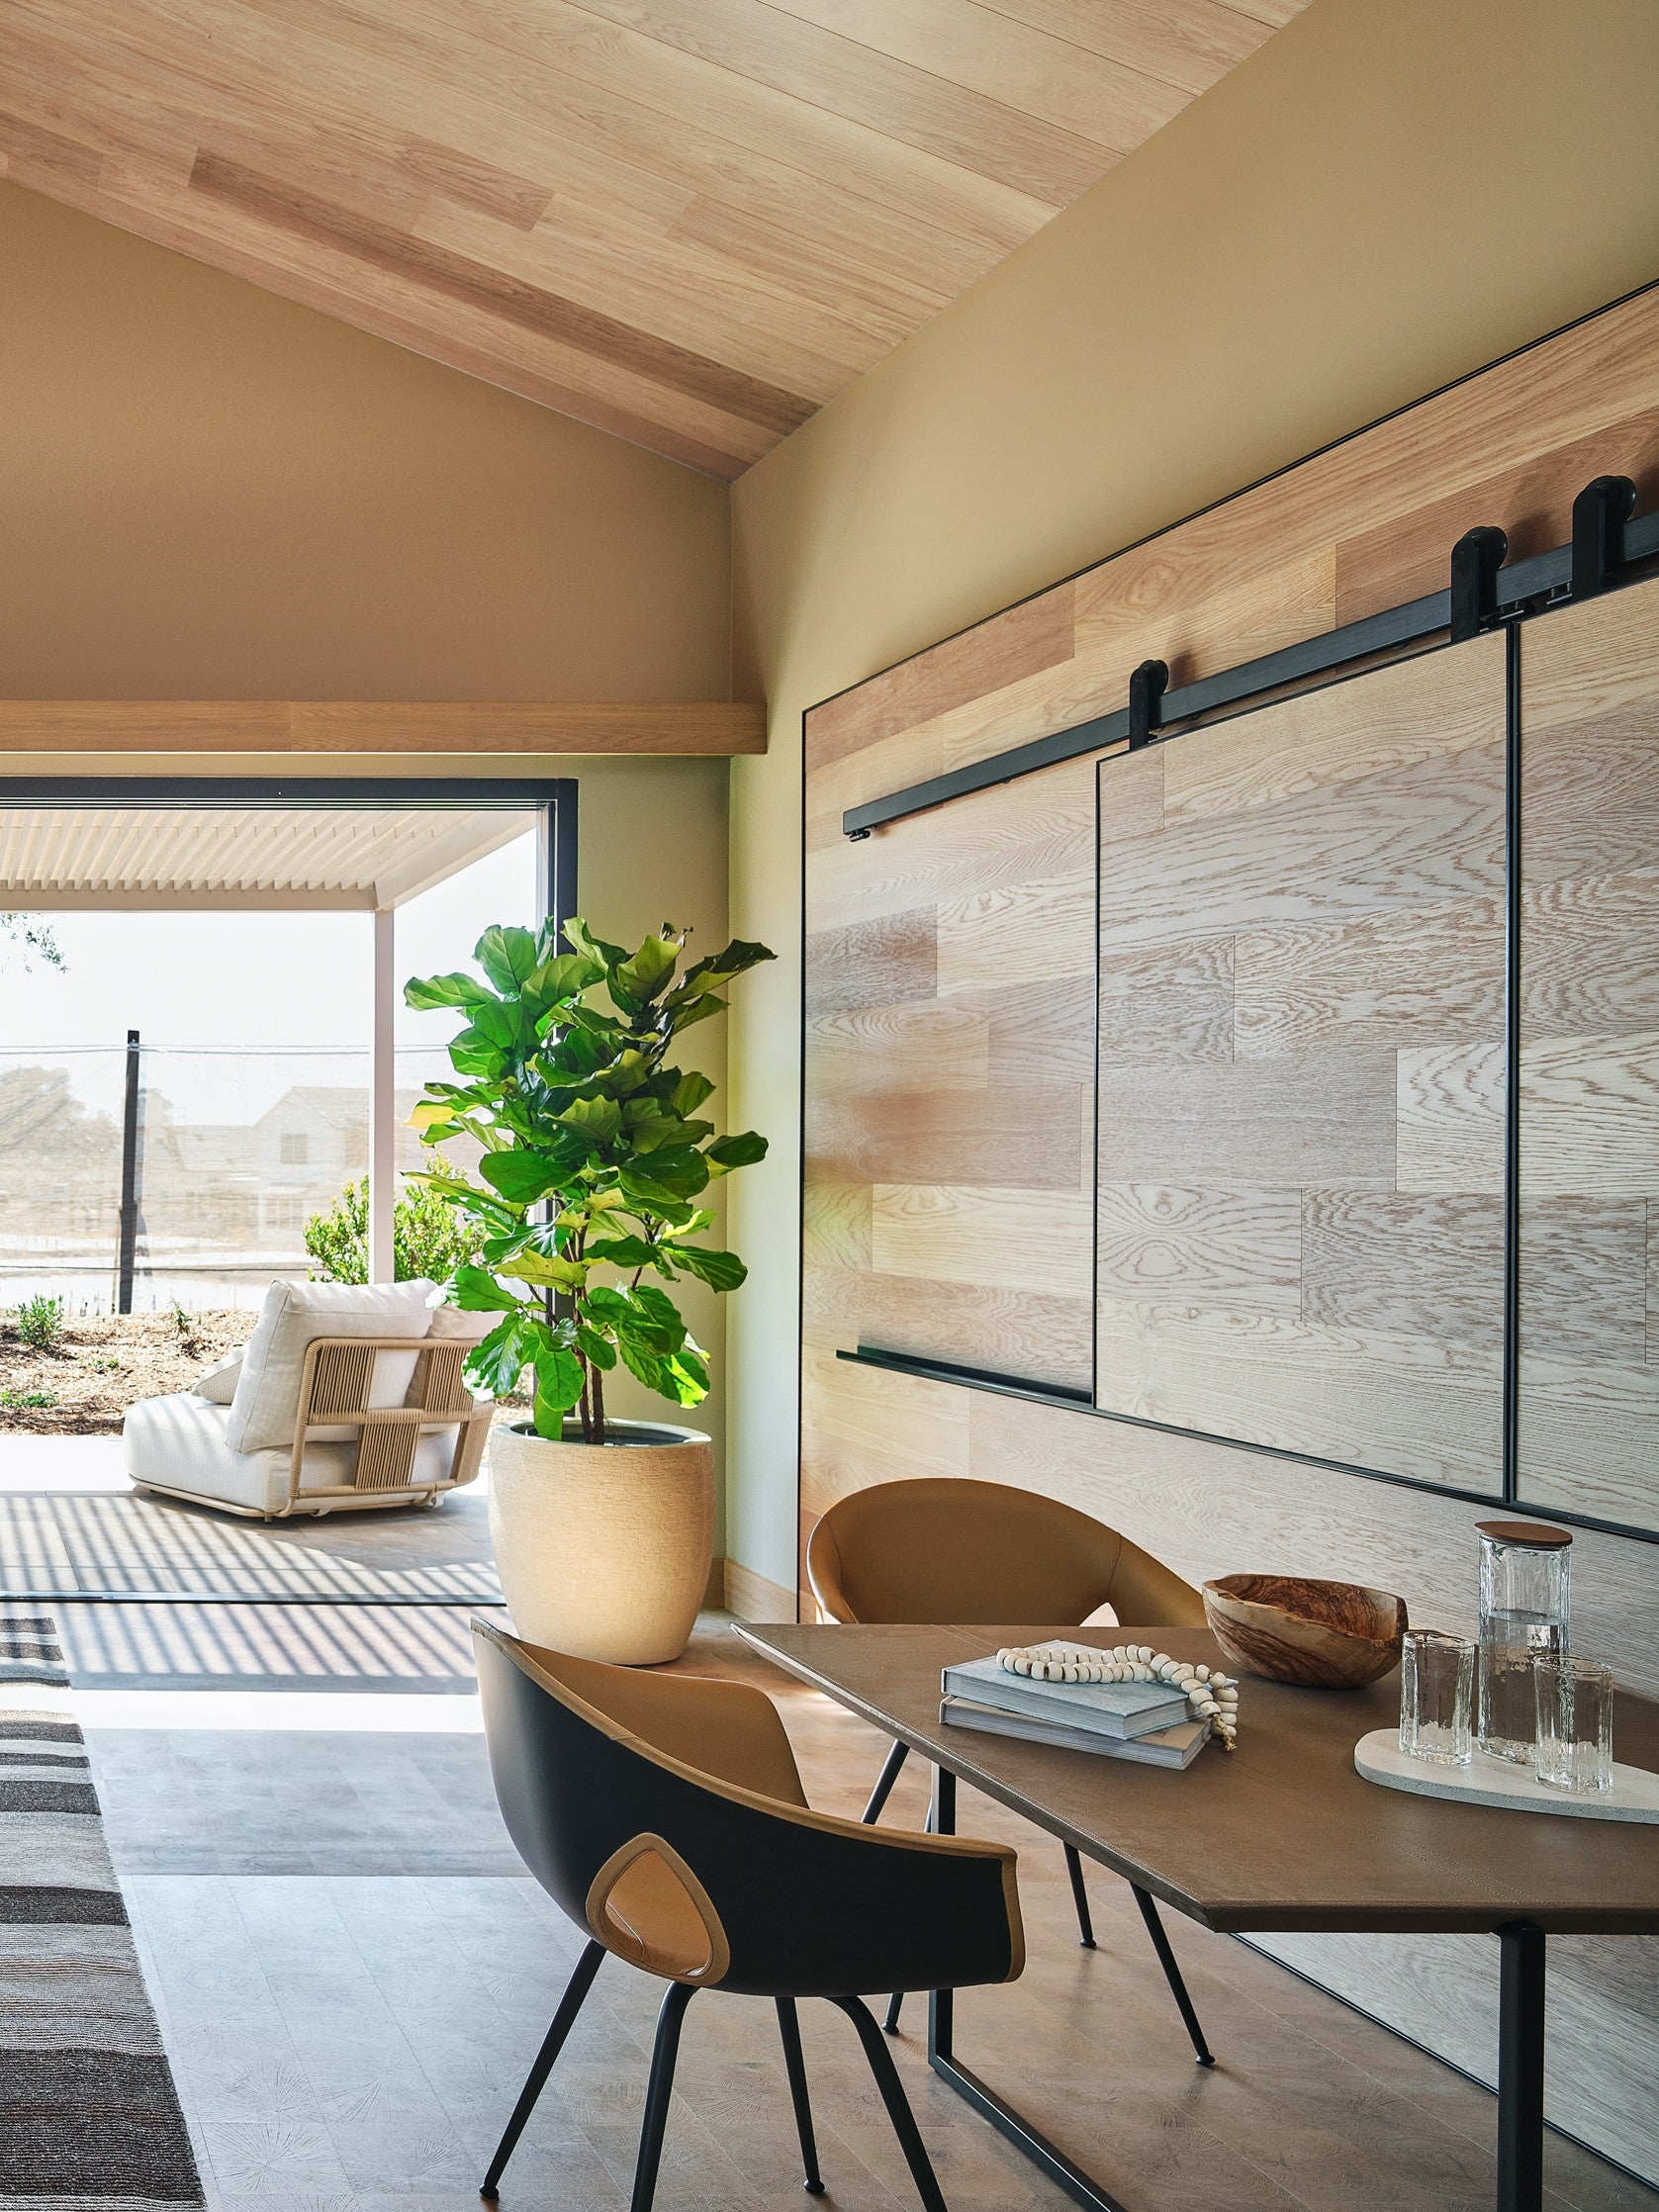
[124,1390,459,1517]
[226,1279,436,1453]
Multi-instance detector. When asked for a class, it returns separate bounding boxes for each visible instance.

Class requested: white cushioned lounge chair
[123,1279,493,1521]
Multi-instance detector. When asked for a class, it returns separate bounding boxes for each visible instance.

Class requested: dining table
[735,1620,1659,2212]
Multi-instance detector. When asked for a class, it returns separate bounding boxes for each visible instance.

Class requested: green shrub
[15,1294,64,1352]
[0,1388,56,1409]
[304,1151,480,1286]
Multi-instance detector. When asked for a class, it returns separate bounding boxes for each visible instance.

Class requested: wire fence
[0,1042,461,1312]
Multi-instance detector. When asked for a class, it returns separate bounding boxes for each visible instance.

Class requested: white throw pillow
[425,1301,499,1345]
[191,1349,245,1405]
[225,1279,436,1453]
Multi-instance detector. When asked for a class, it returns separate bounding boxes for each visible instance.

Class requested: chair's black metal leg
[1497,1921,1546,2212]
[829,1994,949,2212]
[481,1938,603,2197]
[776,1997,826,2196]
[883,1987,905,2035]
[630,1981,696,2212]
[862,1737,909,1824]
[1130,1884,1214,2067]
[1063,1843,1097,1949]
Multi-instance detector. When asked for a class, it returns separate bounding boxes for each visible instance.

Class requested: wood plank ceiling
[0,0,1306,479]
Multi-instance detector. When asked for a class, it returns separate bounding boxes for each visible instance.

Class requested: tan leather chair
[473,1622,1024,2210]
[806,1477,1213,2063]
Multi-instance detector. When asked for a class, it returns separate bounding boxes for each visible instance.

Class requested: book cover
[940,1696,1211,1770]
[941,1650,1187,1740]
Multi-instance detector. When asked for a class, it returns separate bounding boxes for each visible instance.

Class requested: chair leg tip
[804,2181,827,2195]
[1195,2053,1217,2068]
[1078,1937,1097,1950]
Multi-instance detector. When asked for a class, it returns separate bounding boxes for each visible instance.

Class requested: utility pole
[117,1029,141,1314]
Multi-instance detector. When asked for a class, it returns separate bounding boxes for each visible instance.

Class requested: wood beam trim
[0,701,768,756]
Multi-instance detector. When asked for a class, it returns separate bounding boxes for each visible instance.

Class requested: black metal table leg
[1130,1885,1214,2067]
[925,1763,1133,2212]
[1497,1922,1546,2212]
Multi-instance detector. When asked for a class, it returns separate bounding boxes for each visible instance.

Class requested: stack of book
[940,1642,1211,1769]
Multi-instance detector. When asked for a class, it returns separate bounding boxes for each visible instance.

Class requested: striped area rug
[0,1613,204,2210]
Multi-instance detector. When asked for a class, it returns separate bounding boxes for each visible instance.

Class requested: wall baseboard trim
[723,1557,797,1623]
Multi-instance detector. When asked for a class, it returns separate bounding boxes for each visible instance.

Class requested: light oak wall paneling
[1519,580,1659,1532]
[1094,637,1509,1494]
[723,1556,797,1624]
[802,747,1097,1397]
[0,700,767,757]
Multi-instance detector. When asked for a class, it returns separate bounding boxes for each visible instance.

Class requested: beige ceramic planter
[487,1418,714,1665]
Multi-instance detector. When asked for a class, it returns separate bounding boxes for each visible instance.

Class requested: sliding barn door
[1095,633,1510,1492]
[1519,580,1659,1531]
[804,752,1098,1419]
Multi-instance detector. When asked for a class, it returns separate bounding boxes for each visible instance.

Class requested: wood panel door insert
[1519,579,1659,1532]
[1095,636,1510,1494]
[803,754,1097,1403]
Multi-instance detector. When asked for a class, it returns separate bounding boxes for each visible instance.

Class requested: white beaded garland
[995,1641,1239,1750]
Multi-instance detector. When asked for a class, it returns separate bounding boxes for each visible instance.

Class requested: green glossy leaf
[621,1148,708,1199]
[668,1244,746,1292]
[616,1336,664,1393]
[556,1095,622,1145]
[475,925,541,994]
[451,1265,524,1313]
[667,992,726,1035]
[478,1150,563,1204]
[404,970,496,1012]
[613,933,680,1008]
[677,939,775,997]
[465,1312,543,1397]
[662,1348,710,1406]
[532,1345,586,1433]
[629,1284,687,1348]
[562,916,629,972]
[705,1130,768,1175]
[576,1327,617,1370]
[521,952,604,1005]
[670,1071,716,1116]
[583,1233,656,1269]
[502,1250,587,1290]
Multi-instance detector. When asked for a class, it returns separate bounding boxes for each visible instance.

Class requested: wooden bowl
[1201,1574,1407,1690]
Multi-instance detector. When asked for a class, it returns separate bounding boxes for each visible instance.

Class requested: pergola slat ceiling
[0,0,1306,477]
[0,806,534,908]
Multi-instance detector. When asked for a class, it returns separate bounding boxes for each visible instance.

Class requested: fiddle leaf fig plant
[404,918,773,1443]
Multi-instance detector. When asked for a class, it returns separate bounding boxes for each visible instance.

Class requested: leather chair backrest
[473,1623,1023,2000]
[807,1477,1205,1629]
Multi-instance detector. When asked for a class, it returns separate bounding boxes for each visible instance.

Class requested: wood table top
[737,1623,1659,1937]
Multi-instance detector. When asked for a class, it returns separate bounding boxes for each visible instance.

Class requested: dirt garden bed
[0,1309,250,1433]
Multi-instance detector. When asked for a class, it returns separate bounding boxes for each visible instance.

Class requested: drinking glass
[1533,1655,1614,1795]
[1399,1629,1474,1766]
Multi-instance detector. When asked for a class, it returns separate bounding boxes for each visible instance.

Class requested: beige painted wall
[725,0,1659,1594]
[0,181,729,702]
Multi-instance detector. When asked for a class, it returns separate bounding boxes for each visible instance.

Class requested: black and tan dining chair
[806,1476,1215,2063]
[472,1620,1024,2211]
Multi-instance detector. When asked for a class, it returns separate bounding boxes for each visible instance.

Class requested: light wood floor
[77,1608,1653,2212]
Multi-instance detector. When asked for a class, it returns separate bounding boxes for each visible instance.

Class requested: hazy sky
[0,828,536,1124]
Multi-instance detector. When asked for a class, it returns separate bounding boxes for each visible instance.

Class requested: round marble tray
[1354,1730,1659,1822]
